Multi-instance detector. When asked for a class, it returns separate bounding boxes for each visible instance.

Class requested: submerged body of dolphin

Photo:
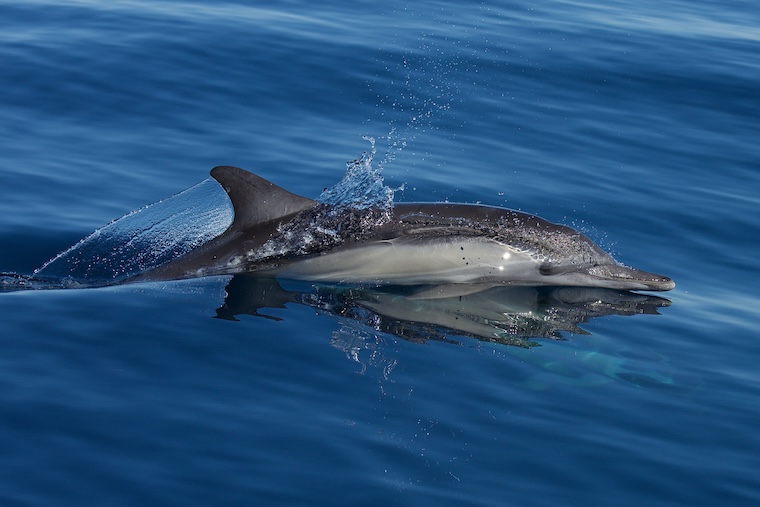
[130,166,674,291]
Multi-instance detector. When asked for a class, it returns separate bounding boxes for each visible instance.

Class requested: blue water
[1,0,758,505]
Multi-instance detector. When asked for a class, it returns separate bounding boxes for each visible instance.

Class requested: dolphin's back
[387,203,613,266]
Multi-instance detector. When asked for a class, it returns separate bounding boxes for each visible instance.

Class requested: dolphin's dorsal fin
[211,166,316,230]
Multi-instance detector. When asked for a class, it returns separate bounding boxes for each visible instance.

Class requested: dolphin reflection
[216,275,670,347]
[215,276,691,390]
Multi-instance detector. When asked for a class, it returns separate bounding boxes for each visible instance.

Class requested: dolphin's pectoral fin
[210,166,316,232]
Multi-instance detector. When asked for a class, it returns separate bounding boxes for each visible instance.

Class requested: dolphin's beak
[585,265,676,291]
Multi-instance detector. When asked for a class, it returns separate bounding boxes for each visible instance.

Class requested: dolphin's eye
[539,263,555,276]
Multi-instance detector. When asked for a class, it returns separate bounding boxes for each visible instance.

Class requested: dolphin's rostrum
[132,166,674,292]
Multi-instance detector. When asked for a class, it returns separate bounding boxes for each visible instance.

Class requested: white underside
[277,237,541,285]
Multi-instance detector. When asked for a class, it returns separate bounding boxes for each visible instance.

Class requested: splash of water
[250,138,398,262]
[317,136,395,210]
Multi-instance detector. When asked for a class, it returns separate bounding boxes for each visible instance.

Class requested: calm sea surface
[1,1,758,505]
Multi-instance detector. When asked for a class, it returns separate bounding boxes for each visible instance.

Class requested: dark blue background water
[1,1,758,505]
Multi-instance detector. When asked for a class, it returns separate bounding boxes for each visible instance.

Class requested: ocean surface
[1,0,758,505]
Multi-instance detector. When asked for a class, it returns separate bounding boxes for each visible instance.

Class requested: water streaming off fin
[33,178,234,285]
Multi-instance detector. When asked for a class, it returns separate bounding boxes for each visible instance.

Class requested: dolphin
[129,166,674,291]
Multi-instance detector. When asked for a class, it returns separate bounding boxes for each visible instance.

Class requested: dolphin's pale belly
[276,237,540,284]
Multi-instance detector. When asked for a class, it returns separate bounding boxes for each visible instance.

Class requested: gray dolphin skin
[131,166,675,291]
